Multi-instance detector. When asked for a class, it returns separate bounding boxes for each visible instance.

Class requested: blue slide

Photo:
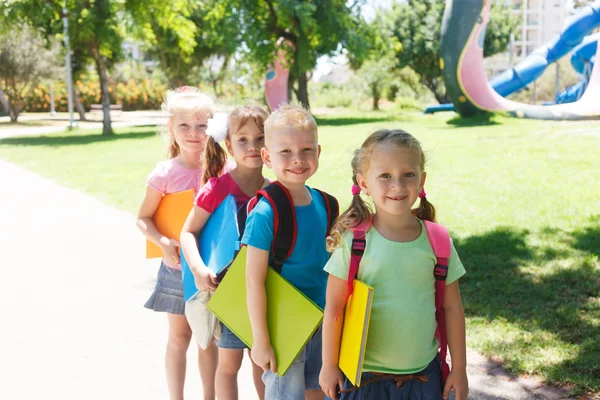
[555,33,598,104]
[425,0,600,114]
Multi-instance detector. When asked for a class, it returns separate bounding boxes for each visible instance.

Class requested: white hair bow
[206,112,229,142]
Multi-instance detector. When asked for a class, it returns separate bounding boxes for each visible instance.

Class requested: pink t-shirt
[147,158,203,196]
[147,159,203,270]
[194,172,252,213]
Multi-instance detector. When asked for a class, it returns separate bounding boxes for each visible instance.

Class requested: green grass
[1,111,599,395]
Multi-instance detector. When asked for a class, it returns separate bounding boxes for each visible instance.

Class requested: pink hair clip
[178,85,191,93]
[351,184,361,196]
[419,188,427,198]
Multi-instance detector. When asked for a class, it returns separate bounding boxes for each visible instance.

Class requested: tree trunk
[91,45,113,136]
[371,83,380,111]
[0,87,9,115]
[73,88,87,121]
[287,73,295,105]
[297,71,309,109]
[8,105,18,123]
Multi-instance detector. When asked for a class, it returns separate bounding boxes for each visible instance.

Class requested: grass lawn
[1,111,598,395]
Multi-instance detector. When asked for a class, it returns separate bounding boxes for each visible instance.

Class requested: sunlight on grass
[1,111,598,395]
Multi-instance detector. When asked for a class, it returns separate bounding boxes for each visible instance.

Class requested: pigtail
[413,195,436,223]
[326,150,373,252]
[201,136,227,185]
[166,134,180,159]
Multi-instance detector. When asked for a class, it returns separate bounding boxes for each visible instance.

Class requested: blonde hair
[264,103,317,143]
[327,129,436,251]
[202,104,270,185]
[159,86,216,159]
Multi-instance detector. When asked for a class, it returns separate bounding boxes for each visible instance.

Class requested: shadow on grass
[455,220,600,394]
[446,112,500,127]
[0,129,157,147]
[314,115,398,126]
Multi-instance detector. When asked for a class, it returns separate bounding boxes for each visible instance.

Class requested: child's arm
[442,281,468,400]
[180,206,217,291]
[136,186,180,265]
[246,245,277,373]
[319,274,348,399]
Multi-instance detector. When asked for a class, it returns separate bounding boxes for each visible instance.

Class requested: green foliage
[388,0,521,103]
[130,0,238,86]
[229,0,371,107]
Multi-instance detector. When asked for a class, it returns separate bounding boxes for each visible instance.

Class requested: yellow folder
[146,189,195,259]
[339,280,374,386]
[207,246,324,376]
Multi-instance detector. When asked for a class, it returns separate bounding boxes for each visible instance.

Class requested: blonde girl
[319,129,468,400]
[136,86,218,400]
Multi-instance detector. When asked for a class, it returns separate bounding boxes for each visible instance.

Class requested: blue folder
[181,195,240,302]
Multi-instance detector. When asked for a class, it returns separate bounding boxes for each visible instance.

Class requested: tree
[0,25,61,122]
[2,0,124,134]
[388,0,520,103]
[351,15,402,110]
[229,0,371,108]
[127,0,235,87]
[2,0,198,135]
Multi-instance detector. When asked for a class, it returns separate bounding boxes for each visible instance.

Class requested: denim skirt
[144,262,185,315]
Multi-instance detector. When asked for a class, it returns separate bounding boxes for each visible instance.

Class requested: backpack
[236,181,339,273]
[344,218,452,384]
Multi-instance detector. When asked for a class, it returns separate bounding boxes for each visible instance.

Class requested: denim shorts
[262,325,323,400]
[217,324,247,349]
[340,354,443,400]
[144,262,185,315]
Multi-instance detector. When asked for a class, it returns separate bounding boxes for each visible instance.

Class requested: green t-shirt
[324,219,466,374]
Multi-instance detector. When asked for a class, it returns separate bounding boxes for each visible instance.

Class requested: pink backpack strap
[423,220,451,384]
[343,218,373,306]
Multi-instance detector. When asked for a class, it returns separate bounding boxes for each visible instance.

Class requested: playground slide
[439,0,600,120]
[555,34,597,104]
[264,50,289,111]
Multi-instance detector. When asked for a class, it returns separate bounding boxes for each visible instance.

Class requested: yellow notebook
[146,189,195,259]
[207,246,324,376]
[339,280,374,386]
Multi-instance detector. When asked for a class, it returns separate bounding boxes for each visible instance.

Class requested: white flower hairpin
[206,112,229,142]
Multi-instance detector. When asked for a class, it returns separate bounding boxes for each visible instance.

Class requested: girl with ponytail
[181,104,270,400]
[320,130,469,400]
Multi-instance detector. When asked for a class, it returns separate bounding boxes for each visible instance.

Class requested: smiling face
[357,144,426,218]
[169,111,212,154]
[262,127,321,187]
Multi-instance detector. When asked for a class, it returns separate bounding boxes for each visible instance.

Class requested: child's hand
[251,339,277,373]
[191,265,218,291]
[443,368,468,400]
[159,238,180,265]
[319,364,345,399]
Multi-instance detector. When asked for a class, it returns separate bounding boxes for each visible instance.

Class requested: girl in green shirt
[319,129,468,400]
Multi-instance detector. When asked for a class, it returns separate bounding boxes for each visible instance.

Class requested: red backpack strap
[313,188,340,235]
[342,218,372,306]
[423,220,451,384]
[242,182,295,274]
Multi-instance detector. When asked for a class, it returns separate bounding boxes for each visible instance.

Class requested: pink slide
[264,51,289,111]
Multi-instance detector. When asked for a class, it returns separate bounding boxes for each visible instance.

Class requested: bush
[22,77,169,112]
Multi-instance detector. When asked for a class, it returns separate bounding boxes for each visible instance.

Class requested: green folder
[207,246,324,376]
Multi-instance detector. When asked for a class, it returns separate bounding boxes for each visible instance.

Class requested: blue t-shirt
[241,187,329,309]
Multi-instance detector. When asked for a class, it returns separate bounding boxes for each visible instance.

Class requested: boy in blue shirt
[243,104,332,400]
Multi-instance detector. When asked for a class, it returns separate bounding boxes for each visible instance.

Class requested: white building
[486,0,569,74]
[509,0,569,57]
